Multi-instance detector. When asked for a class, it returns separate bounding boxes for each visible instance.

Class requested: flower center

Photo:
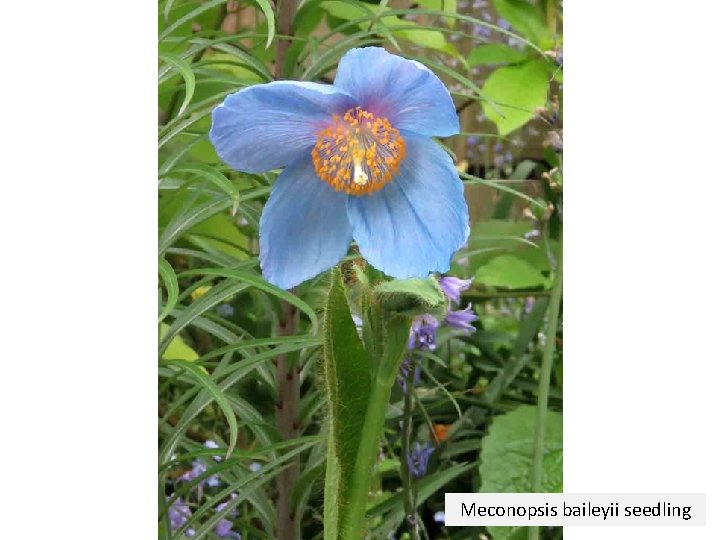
[311,107,406,196]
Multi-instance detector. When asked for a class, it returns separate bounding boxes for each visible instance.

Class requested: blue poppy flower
[210,47,469,289]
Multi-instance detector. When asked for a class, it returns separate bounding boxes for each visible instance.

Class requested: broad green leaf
[468,43,528,66]
[480,405,563,539]
[323,268,371,539]
[475,254,550,289]
[482,59,549,135]
[491,0,552,47]
[159,323,198,361]
[373,276,447,315]
[416,0,457,27]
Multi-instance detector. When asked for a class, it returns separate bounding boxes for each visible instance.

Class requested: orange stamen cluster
[311,107,406,196]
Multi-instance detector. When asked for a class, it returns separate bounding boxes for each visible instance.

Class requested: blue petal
[333,47,459,137]
[260,156,352,289]
[210,81,358,173]
[346,134,469,279]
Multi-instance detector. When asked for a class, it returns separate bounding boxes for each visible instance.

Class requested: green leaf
[179,267,319,334]
[491,0,551,47]
[252,0,276,48]
[468,43,528,66]
[159,323,198,361]
[482,59,549,135]
[373,276,447,315]
[159,53,196,117]
[416,0,457,27]
[475,254,550,289]
[480,405,563,539]
[368,462,475,537]
[323,268,372,539]
[482,297,550,404]
[164,359,238,459]
[321,1,453,54]
[169,164,241,214]
[158,258,179,323]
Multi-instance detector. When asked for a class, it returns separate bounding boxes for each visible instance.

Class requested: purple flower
[498,17,511,30]
[167,497,195,537]
[215,495,241,539]
[434,511,446,523]
[217,304,235,318]
[473,25,492,39]
[397,356,422,393]
[204,440,222,462]
[466,136,478,146]
[445,305,478,333]
[407,442,434,478]
[179,459,220,488]
[439,276,473,304]
[248,462,262,472]
[408,314,439,351]
[215,519,240,539]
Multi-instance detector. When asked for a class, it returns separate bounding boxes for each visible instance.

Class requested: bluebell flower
[473,25,492,39]
[167,497,195,537]
[210,47,469,289]
[439,276,473,304]
[466,136,478,146]
[397,355,422,393]
[498,17,511,30]
[445,305,478,333]
[248,462,262,473]
[215,495,241,539]
[204,440,222,462]
[179,459,220,488]
[407,442,434,478]
[408,314,439,351]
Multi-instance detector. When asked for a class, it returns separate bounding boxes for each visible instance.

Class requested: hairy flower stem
[400,362,421,540]
[528,231,562,540]
[273,2,299,539]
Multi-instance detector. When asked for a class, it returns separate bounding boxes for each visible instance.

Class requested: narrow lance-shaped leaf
[164,359,239,459]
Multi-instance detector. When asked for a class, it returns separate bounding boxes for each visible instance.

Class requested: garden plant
[158,0,563,539]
